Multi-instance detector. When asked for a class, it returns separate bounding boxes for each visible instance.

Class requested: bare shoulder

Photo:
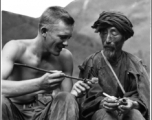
[2,40,28,60]
[3,40,19,49]
[58,48,73,71]
[59,48,73,60]
[3,40,27,50]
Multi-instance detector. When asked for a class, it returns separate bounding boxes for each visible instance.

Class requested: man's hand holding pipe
[71,77,98,97]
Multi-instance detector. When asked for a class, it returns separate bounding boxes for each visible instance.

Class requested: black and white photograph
[1,0,151,120]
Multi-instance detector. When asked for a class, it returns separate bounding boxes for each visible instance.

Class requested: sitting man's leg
[122,109,145,120]
[32,92,79,120]
[2,96,24,120]
[91,108,118,120]
[49,92,79,120]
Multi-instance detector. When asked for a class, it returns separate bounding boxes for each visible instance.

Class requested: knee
[123,109,145,120]
[92,109,117,120]
[50,92,79,119]
[54,92,76,102]
[92,109,106,120]
[130,109,142,115]
[53,92,79,109]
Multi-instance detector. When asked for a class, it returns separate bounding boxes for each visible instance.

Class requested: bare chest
[10,54,62,81]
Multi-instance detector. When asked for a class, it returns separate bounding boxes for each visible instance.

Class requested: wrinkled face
[44,20,73,56]
[99,26,124,60]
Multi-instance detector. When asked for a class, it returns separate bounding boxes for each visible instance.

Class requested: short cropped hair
[39,6,74,29]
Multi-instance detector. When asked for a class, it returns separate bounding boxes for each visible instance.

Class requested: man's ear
[41,28,48,37]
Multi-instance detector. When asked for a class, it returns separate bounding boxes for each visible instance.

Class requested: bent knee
[53,92,78,109]
[131,109,142,115]
[123,109,145,120]
[54,92,76,101]
[127,109,143,116]
[92,109,118,120]
[129,109,143,118]
[92,109,107,120]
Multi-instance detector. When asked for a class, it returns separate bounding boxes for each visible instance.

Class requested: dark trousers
[2,92,79,120]
[91,108,145,120]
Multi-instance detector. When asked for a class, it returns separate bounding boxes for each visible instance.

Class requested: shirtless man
[2,6,93,120]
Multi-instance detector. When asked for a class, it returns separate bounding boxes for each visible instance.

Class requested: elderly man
[2,6,96,120]
[78,11,150,120]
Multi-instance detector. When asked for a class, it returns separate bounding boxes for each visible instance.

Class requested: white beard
[104,49,117,61]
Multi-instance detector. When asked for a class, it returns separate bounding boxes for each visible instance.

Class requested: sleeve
[79,56,93,79]
[79,53,98,79]
[125,65,150,120]
[123,73,147,116]
[138,63,150,120]
[78,54,104,120]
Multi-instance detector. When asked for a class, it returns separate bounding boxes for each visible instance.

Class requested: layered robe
[78,51,150,120]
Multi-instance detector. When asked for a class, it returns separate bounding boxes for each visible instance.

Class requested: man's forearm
[2,78,41,98]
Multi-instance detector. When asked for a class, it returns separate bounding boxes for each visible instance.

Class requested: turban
[92,11,134,40]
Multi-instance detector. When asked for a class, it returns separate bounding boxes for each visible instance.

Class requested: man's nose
[105,33,112,44]
[63,40,68,46]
